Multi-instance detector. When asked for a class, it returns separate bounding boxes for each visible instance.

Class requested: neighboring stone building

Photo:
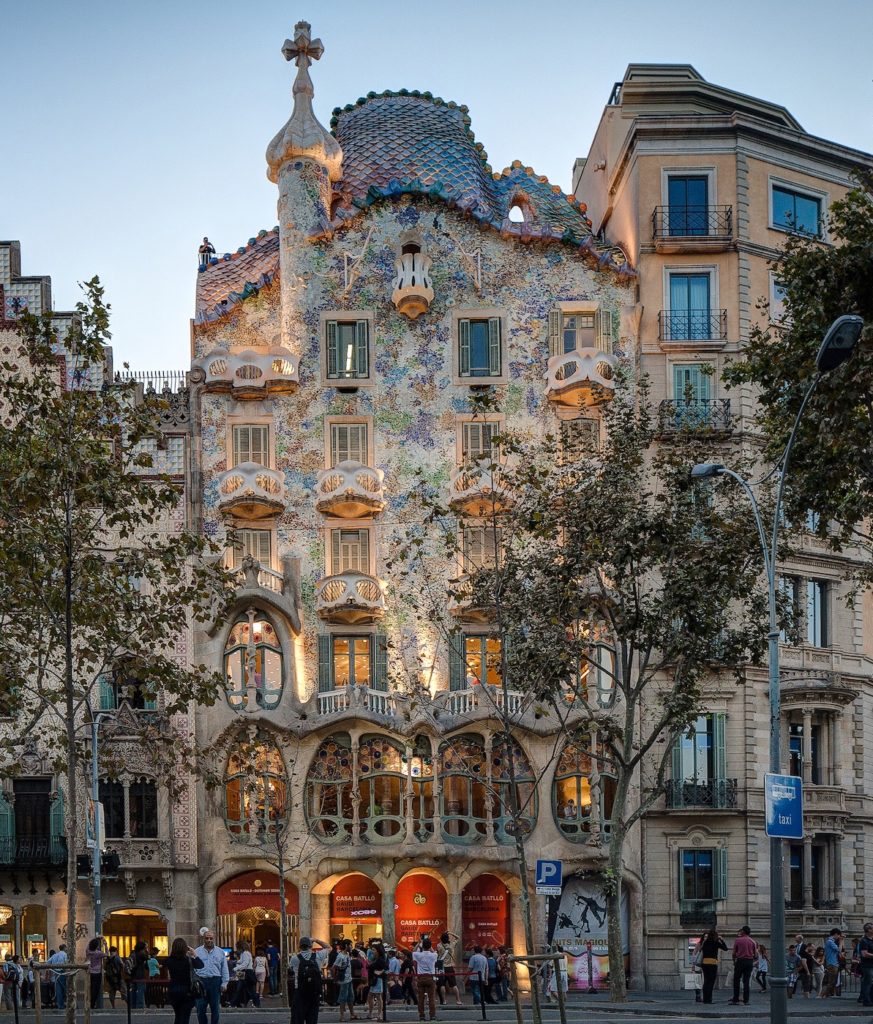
[575,64,873,988]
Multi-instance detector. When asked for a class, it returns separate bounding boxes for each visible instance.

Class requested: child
[756,944,770,991]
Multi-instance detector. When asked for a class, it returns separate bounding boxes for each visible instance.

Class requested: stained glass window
[439,736,488,844]
[224,744,286,836]
[224,615,283,710]
[358,736,405,843]
[306,734,354,843]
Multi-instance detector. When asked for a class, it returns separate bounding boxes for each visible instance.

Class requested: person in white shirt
[467,947,489,1006]
[193,930,229,1024]
[412,938,438,1022]
[46,945,68,1010]
[231,941,259,1007]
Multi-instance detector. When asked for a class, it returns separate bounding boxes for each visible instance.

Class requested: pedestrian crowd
[690,922,873,1006]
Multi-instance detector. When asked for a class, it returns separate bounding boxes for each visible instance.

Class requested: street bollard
[477,971,486,1021]
[34,965,42,1024]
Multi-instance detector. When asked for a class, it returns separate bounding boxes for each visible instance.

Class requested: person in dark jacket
[130,941,150,1009]
[167,938,204,1024]
[699,928,728,1004]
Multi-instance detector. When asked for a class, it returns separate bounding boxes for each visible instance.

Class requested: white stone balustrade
[195,346,299,396]
[545,349,617,407]
[317,686,394,716]
[315,460,385,518]
[217,462,286,518]
[449,460,507,514]
[316,570,386,624]
[391,252,434,319]
[442,685,524,717]
[231,557,287,595]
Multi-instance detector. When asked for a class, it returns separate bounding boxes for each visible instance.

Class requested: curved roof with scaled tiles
[195,91,632,325]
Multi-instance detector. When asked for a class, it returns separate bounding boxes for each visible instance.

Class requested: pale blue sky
[3,0,872,370]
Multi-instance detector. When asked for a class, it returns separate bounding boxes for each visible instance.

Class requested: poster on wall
[546,875,629,990]
[462,874,510,951]
[331,874,382,922]
[395,874,447,949]
[216,871,299,915]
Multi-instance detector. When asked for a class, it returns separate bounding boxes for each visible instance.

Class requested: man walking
[265,940,280,996]
[290,937,325,1024]
[729,926,757,1005]
[467,946,488,1007]
[858,922,873,1006]
[194,929,229,1024]
[821,928,843,997]
[47,944,68,1011]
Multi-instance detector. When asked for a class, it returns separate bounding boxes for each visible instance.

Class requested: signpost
[535,859,562,896]
[764,773,803,840]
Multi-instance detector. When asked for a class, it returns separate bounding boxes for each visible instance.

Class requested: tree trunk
[64,634,79,1024]
[605,805,627,1002]
[277,842,289,1009]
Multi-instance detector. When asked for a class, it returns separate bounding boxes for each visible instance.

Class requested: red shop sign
[331,874,382,921]
[395,874,447,949]
[217,871,299,916]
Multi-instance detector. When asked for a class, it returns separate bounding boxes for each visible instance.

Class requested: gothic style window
[439,735,488,844]
[99,781,125,838]
[98,778,158,839]
[306,734,354,843]
[224,744,286,836]
[357,736,405,843]
[224,612,283,710]
[552,737,615,841]
[491,739,537,844]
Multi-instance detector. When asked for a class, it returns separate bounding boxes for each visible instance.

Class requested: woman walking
[86,937,107,1009]
[367,942,387,1022]
[699,928,728,1004]
[166,938,204,1024]
[254,948,268,1000]
[130,940,150,1008]
[756,944,770,991]
[232,940,260,1007]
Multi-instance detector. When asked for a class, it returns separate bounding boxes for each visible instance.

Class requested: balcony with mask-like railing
[391,250,434,320]
[194,347,299,398]
[316,571,386,625]
[314,461,385,519]
[665,778,738,810]
[545,349,617,408]
[447,575,496,624]
[217,462,287,519]
[658,398,732,437]
[449,461,510,516]
[652,205,733,253]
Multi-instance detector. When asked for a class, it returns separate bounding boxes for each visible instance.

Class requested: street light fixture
[690,314,863,1024]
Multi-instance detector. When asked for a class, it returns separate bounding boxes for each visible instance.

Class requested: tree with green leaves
[389,379,767,1004]
[724,171,873,575]
[0,280,231,1022]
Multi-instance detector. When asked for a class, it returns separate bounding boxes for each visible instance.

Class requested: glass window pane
[336,323,358,378]
[354,637,371,686]
[794,194,820,235]
[772,186,795,229]
[469,321,491,376]
[333,638,351,686]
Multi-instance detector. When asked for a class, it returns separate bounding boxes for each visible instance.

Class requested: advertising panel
[395,873,447,948]
[216,871,299,916]
[462,874,510,950]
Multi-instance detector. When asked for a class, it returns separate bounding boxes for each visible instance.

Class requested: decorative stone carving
[123,870,138,903]
[162,870,175,910]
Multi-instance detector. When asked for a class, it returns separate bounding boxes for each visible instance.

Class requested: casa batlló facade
[1,27,872,993]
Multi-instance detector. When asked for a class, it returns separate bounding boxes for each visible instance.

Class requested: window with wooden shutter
[548,309,563,357]
[330,422,368,466]
[461,421,496,461]
[49,789,65,849]
[317,634,334,692]
[331,528,370,574]
[0,793,14,863]
[326,320,370,380]
[463,526,501,571]
[448,635,465,691]
[233,425,270,467]
[234,529,271,567]
[596,309,614,353]
[459,318,502,378]
[372,631,388,691]
[714,848,728,900]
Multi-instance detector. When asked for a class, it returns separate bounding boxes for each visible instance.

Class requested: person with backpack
[290,937,326,1024]
[333,939,358,1022]
[105,946,125,1009]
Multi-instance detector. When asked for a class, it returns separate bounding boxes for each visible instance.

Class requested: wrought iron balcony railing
[666,778,738,809]
[679,899,718,928]
[0,835,67,866]
[658,399,732,434]
[652,205,733,240]
[658,309,727,341]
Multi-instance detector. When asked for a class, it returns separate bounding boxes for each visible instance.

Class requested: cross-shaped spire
[281,20,324,70]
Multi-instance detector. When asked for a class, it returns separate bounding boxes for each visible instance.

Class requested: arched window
[552,737,615,841]
[491,738,537,844]
[224,611,284,711]
[439,735,488,845]
[306,734,354,844]
[224,743,286,836]
[358,736,405,844]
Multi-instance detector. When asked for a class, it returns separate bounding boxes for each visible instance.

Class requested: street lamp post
[691,314,863,1024]
[90,709,112,940]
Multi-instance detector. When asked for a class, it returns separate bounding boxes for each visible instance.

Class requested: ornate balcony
[0,835,66,867]
[316,571,386,624]
[803,784,847,814]
[439,685,525,717]
[217,463,286,519]
[447,576,495,623]
[449,461,509,515]
[316,685,395,717]
[104,838,172,869]
[679,899,718,929]
[314,461,385,519]
[658,399,732,436]
[195,346,299,398]
[665,778,738,810]
[658,310,727,342]
[652,205,733,252]
[391,252,434,320]
[545,350,616,408]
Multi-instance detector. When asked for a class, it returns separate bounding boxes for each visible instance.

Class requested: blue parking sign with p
[535,859,562,890]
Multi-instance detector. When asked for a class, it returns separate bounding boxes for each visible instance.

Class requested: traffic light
[101,851,121,878]
[76,855,91,878]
